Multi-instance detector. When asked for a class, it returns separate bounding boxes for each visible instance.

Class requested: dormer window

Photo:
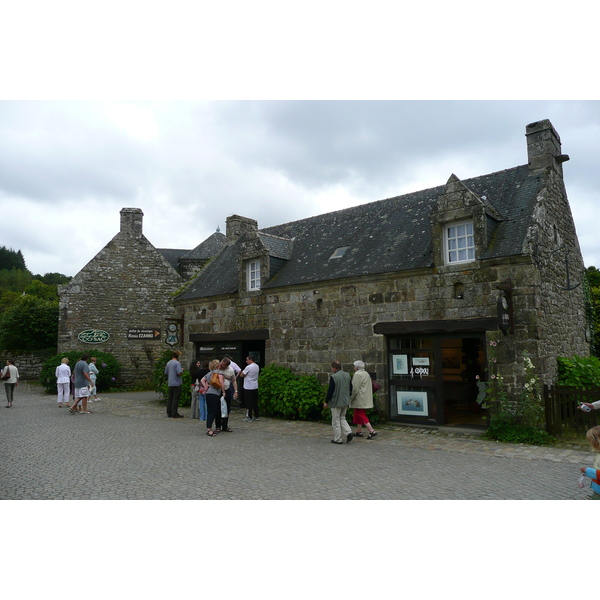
[445,221,475,264]
[247,260,261,291]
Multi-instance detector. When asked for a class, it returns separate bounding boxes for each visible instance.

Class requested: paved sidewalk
[0,383,595,500]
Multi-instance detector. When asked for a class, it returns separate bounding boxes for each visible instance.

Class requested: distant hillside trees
[0,246,71,352]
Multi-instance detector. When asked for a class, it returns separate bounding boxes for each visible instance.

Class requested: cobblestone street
[0,383,595,500]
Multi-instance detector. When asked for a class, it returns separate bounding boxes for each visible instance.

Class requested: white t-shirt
[242,362,260,390]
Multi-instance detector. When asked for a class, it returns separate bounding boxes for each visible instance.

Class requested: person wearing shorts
[70,353,93,414]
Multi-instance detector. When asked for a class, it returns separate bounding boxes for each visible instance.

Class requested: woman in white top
[2,359,19,408]
[55,357,71,408]
[88,357,100,401]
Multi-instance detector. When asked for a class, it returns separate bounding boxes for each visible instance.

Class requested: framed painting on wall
[392,355,409,375]
[397,391,429,416]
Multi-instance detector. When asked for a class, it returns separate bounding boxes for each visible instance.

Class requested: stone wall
[0,351,50,380]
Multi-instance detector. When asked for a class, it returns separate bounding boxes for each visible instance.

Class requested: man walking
[240,355,260,422]
[165,351,184,418]
[323,360,353,445]
[70,353,93,414]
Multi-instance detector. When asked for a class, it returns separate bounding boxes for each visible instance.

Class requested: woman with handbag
[349,360,378,439]
[2,359,19,408]
[201,359,225,436]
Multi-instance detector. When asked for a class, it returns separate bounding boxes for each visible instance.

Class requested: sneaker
[346,433,354,443]
[243,417,253,422]
[331,440,343,445]
[253,417,260,421]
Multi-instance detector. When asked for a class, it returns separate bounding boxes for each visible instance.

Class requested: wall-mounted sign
[166,323,179,347]
[128,328,161,340]
[78,329,110,344]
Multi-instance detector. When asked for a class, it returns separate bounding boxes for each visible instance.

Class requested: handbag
[371,379,381,393]
[1,367,10,380]
[210,371,222,390]
[220,396,228,418]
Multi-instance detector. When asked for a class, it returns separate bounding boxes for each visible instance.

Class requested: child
[580,425,600,500]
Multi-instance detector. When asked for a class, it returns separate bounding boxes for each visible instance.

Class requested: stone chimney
[526,119,570,175]
[120,208,144,238]
[226,214,258,244]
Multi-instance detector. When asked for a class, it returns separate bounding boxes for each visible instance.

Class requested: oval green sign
[78,329,110,344]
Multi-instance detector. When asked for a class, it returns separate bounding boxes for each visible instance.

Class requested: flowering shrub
[40,350,122,394]
[483,340,509,419]
[482,342,553,444]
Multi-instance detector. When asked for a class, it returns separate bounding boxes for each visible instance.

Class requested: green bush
[152,350,191,406]
[0,295,58,351]
[482,416,556,445]
[40,351,122,394]
[557,355,600,387]
[258,364,327,420]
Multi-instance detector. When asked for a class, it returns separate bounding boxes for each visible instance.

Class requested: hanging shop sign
[78,329,110,344]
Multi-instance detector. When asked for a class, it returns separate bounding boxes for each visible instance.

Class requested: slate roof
[181,231,227,260]
[176,164,544,301]
[157,248,190,270]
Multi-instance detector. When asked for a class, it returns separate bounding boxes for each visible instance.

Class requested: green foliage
[0,268,33,294]
[482,417,556,445]
[0,246,27,271]
[484,343,548,444]
[585,267,600,356]
[557,355,600,387]
[258,364,327,420]
[23,279,59,301]
[33,272,71,285]
[152,350,191,406]
[39,351,123,394]
[0,294,58,351]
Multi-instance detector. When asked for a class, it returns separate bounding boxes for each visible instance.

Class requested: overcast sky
[1,100,599,277]
[1,3,599,282]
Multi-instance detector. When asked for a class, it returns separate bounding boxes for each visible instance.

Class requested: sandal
[366,431,378,440]
[222,427,233,432]
[354,431,364,437]
[206,430,216,437]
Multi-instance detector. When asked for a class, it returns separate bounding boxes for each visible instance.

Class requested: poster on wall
[392,355,409,375]
[397,391,429,416]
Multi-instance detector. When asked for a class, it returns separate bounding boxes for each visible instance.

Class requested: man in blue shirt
[164,351,184,418]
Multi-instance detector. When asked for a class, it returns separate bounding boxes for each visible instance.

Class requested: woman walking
[349,360,378,439]
[88,357,100,402]
[55,358,71,408]
[2,359,19,408]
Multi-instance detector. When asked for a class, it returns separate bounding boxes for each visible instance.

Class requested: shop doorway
[387,333,487,427]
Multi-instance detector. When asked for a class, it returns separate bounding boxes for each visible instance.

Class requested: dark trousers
[167,385,182,417]
[206,393,222,430]
[245,388,259,419]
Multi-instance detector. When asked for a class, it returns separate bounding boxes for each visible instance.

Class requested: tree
[0,295,58,351]
[0,246,27,271]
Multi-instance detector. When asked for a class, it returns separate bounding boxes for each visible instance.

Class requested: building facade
[57,208,225,385]
[174,120,589,426]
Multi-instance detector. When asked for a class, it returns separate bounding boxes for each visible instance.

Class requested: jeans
[4,382,16,404]
[199,393,207,420]
[206,393,222,430]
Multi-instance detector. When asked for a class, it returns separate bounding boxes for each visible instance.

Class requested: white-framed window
[445,221,475,264]
[247,260,261,291]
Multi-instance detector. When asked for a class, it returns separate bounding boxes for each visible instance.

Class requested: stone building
[57,208,225,385]
[174,120,589,426]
